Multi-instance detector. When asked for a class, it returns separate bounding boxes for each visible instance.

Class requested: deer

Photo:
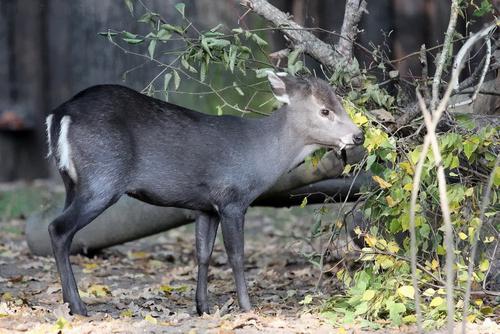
[45,72,364,316]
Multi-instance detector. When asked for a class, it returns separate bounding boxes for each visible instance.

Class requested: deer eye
[320,108,330,117]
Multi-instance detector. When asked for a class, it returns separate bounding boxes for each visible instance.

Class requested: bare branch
[419,44,430,101]
[431,0,460,110]
[409,22,497,334]
[461,156,500,334]
[450,38,492,108]
[336,0,367,60]
[240,0,366,71]
[241,0,339,68]
[417,92,456,334]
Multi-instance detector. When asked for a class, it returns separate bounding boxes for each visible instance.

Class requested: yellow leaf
[430,296,444,307]
[379,257,394,269]
[365,235,377,248]
[1,292,13,301]
[120,309,133,318]
[397,285,415,299]
[399,162,414,175]
[87,284,110,297]
[431,259,439,270]
[342,164,352,175]
[385,195,396,207]
[403,183,413,191]
[422,288,436,297]
[459,232,468,240]
[402,314,417,324]
[311,155,321,169]
[362,290,376,301]
[484,236,495,243]
[464,187,474,197]
[352,112,368,126]
[83,263,98,273]
[338,327,347,334]
[466,314,476,323]
[474,299,483,306]
[372,175,392,189]
[159,284,188,295]
[387,241,399,253]
[128,251,150,260]
[144,314,158,324]
[353,226,362,236]
[479,259,489,272]
[54,317,70,330]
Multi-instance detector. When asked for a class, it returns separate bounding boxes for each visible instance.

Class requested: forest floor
[0,182,498,333]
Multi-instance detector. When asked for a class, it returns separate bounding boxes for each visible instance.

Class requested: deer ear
[267,71,291,104]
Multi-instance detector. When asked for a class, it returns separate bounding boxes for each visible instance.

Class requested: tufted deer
[45,72,364,316]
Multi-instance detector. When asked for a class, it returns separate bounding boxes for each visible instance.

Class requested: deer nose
[353,132,364,145]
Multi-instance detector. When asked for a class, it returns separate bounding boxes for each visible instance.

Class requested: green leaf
[173,70,181,90]
[251,33,268,46]
[354,301,369,315]
[299,294,313,305]
[397,285,415,299]
[473,0,494,17]
[388,302,406,325]
[175,3,185,17]
[429,296,444,308]
[216,105,223,116]
[157,29,172,41]
[123,0,134,14]
[138,12,158,24]
[362,290,376,301]
[122,38,144,44]
[148,39,157,59]
[228,45,237,73]
[201,37,212,57]
[493,166,500,187]
[300,196,308,208]
[98,31,118,37]
[163,73,172,91]
[288,49,301,67]
[233,82,244,96]
[161,23,184,34]
[463,139,478,160]
[200,62,207,82]
[180,57,197,73]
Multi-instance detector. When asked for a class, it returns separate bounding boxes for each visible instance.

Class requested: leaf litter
[0,183,497,333]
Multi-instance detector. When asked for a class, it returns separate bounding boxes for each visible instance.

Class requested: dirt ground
[0,182,498,333]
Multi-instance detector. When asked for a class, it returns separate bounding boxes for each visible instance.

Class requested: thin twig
[417,92,456,334]
[450,38,492,109]
[461,156,500,334]
[408,22,497,334]
[420,44,430,102]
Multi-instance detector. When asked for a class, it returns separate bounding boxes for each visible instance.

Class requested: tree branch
[240,0,366,70]
[336,0,367,60]
[431,0,460,111]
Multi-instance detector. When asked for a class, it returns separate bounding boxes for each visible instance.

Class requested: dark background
[0,0,487,181]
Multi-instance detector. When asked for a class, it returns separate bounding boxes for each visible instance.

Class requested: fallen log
[26,172,370,256]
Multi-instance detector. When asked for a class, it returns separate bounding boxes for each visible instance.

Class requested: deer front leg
[220,206,251,311]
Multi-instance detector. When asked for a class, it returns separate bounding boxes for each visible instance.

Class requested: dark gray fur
[46,75,363,316]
